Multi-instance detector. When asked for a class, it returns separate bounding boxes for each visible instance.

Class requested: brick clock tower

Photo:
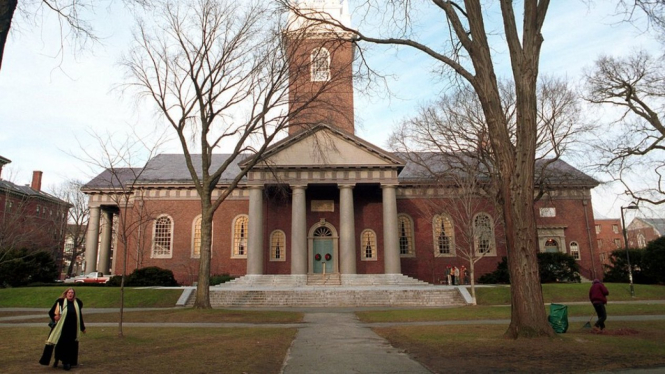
[286,0,355,135]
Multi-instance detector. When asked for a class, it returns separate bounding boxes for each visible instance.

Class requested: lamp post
[620,202,639,297]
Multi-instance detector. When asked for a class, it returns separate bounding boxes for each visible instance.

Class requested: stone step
[188,287,466,308]
[307,274,341,286]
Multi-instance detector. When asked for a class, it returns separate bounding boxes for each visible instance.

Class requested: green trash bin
[548,303,568,333]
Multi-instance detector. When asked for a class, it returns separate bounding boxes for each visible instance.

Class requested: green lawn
[474,283,665,305]
[0,287,183,308]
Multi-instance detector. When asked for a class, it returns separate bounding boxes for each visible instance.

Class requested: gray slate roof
[84,152,597,189]
[0,179,69,206]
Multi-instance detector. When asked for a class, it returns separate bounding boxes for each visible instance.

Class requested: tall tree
[123,0,343,308]
[584,51,665,205]
[390,77,586,304]
[285,0,554,338]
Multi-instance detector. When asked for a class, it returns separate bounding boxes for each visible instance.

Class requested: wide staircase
[185,274,467,308]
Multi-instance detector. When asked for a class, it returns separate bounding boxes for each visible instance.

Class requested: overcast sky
[0,1,660,221]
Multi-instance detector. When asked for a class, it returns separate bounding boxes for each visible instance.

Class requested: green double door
[312,238,334,274]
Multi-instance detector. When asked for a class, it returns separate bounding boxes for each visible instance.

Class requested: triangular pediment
[251,125,404,169]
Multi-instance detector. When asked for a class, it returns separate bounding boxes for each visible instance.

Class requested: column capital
[290,184,308,190]
[380,184,398,189]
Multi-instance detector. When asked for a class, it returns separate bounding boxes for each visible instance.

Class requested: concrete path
[281,312,431,374]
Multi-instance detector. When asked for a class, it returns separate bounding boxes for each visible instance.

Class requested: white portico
[241,124,405,277]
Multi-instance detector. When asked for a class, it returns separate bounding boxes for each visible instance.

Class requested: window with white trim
[232,215,249,258]
[152,215,173,258]
[433,214,454,256]
[545,238,559,253]
[612,224,619,234]
[613,238,621,248]
[637,233,646,248]
[360,229,377,261]
[311,47,330,81]
[570,241,580,260]
[398,214,415,257]
[473,213,495,255]
[270,230,286,261]
[192,216,202,258]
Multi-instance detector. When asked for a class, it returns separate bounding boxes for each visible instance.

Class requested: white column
[247,186,264,275]
[291,185,307,274]
[339,184,356,274]
[84,206,101,273]
[97,209,113,275]
[382,185,401,274]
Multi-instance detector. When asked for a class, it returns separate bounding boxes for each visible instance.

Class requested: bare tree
[0,0,152,71]
[584,50,665,205]
[79,130,163,337]
[122,0,347,308]
[52,179,89,278]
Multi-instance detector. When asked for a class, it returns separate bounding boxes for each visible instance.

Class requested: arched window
[311,47,330,82]
[398,214,415,257]
[433,214,454,256]
[473,213,495,255]
[192,216,202,258]
[152,215,173,258]
[545,239,559,253]
[232,215,249,258]
[570,241,580,260]
[360,229,377,261]
[270,230,286,261]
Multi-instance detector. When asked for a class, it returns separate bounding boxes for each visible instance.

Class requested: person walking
[39,288,86,370]
[589,279,609,331]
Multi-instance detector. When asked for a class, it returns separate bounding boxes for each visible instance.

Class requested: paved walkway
[281,312,430,374]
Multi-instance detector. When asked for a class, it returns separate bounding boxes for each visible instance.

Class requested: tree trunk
[194,199,213,309]
[0,0,17,71]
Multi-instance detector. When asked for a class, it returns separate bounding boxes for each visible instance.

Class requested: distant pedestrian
[589,279,609,331]
[446,266,451,285]
[453,266,460,285]
[39,288,86,370]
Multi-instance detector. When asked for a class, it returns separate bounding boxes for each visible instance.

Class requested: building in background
[594,218,624,267]
[626,218,665,249]
[0,156,70,272]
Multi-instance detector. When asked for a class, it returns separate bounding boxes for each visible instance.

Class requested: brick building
[626,218,665,249]
[82,0,601,285]
[594,218,624,266]
[0,156,70,269]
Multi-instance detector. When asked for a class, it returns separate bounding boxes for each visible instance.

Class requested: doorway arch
[308,220,339,274]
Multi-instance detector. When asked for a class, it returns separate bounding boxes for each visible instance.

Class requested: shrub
[603,248,648,283]
[0,249,58,287]
[116,267,179,287]
[478,257,510,284]
[210,273,234,286]
[478,252,580,284]
[538,252,580,283]
[643,237,665,284]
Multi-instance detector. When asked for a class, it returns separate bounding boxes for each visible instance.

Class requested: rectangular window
[597,239,602,248]
[595,225,601,234]
[614,238,622,248]
[612,224,619,234]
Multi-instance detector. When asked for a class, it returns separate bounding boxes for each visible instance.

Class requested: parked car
[66,271,110,284]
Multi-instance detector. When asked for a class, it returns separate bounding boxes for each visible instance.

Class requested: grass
[0,287,183,308]
[0,326,296,374]
[356,303,665,323]
[372,321,665,373]
[474,283,665,305]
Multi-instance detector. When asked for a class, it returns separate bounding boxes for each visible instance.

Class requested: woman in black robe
[39,287,86,370]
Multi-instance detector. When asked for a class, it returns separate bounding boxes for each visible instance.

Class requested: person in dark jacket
[589,279,609,331]
[39,288,86,370]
